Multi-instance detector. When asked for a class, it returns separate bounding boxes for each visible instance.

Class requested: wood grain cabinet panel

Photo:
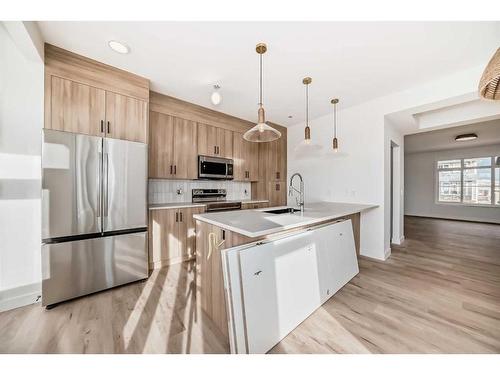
[149,112,198,179]
[198,123,233,158]
[233,132,259,181]
[173,117,198,179]
[105,91,148,143]
[149,208,180,269]
[50,76,105,136]
[149,111,175,178]
[149,206,204,269]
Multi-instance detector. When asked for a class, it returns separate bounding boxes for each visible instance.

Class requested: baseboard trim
[384,247,392,260]
[0,283,41,312]
[405,214,500,225]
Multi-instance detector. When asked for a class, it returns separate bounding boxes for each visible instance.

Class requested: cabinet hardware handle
[170,165,173,174]
[214,145,217,155]
[276,172,280,179]
[254,270,262,276]
[276,183,280,191]
[174,165,177,175]
[216,146,219,155]
[175,212,179,222]
[100,120,104,133]
[107,121,110,134]
[180,212,183,222]
[222,230,225,240]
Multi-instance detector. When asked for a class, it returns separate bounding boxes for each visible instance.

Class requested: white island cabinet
[221,219,359,354]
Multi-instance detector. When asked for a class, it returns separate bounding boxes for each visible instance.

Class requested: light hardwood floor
[1,216,499,353]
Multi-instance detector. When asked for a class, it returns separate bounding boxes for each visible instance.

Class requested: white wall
[405,144,500,223]
[0,23,44,311]
[287,64,485,260]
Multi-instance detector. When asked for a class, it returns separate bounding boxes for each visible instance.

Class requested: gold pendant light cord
[259,52,263,108]
[306,82,309,126]
[333,101,337,137]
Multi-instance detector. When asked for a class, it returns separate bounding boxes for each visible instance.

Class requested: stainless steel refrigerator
[41,129,148,307]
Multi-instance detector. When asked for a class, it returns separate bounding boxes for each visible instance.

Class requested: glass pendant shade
[243,42,281,143]
[243,106,281,142]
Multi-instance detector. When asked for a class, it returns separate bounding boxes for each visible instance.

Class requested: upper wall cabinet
[49,76,106,136]
[197,123,233,159]
[149,111,198,179]
[44,44,149,143]
[105,91,148,143]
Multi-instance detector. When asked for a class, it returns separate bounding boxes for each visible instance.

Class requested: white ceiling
[37,21,500,126]
[404,119,500,154]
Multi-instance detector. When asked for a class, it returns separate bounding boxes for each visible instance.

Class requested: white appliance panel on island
[222,219,359,353]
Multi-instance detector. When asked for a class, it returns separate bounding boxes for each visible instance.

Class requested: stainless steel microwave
[198,155,234,180]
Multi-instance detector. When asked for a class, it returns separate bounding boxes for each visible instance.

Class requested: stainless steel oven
[198,155,234,180]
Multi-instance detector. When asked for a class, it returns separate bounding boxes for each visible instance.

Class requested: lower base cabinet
[241,202,269,210]
[222,219,359,353]
[148,206,204,269]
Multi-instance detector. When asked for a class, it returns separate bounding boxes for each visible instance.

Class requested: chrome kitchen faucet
[289,172,305,213]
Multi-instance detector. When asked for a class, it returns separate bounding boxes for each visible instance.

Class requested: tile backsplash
[148,179,252,204]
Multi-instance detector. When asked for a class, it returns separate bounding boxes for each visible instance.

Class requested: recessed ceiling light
[288,115,293,119]
[108,40,130,54]
[455,133,478,142]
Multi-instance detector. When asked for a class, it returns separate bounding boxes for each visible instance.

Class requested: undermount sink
[264,207,300,214]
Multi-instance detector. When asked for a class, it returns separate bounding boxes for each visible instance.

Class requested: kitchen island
[194,201,377,353]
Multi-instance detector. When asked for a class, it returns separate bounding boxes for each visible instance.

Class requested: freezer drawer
[42,231,148,306]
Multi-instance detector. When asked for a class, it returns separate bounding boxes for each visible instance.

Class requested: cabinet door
[269,181,287,207]
[105,91,148,143]
[173,117,198,179]
[232,132,246,181]
[239,243,280,354]
[247,141,259,181]
[197,123,218,157]
[50,76,105,136]
[148,208,180,269]
[148,111,174,178]
[178,206,204,260]
[218,128,233,158]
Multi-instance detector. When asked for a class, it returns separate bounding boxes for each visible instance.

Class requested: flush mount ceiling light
[108,40,130,54]
[294,77,323,159]
[211,84,222,105]
[479,48,500,100]
[243,43,281,143]
[455,133,478,142]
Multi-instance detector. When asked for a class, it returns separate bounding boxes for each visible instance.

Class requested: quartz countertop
[149,199,269,210]
[193,201,377,238]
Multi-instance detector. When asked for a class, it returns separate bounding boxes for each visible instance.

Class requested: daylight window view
[438,157,500,205]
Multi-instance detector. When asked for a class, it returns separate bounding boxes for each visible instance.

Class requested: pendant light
[323,97,348,159]
[331,98,340,152]
[479,48,500,100]
[293,77,323,159]
[243,43,281,142]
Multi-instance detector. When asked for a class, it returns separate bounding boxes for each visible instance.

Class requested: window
[437,156,500,206]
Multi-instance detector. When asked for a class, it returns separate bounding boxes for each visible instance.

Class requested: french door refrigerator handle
[97,151,102,231]
[103,153,109,219]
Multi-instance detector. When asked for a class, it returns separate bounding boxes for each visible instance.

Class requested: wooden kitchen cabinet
[198,123,233,158]
[269,181,287,207]
[49,76,106,136]
[105,91,148,143]
[148,206,204,269]
[149,112,198,179]
[47,76,148,143]
[233,132,259,181]
[241,202,269,210]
